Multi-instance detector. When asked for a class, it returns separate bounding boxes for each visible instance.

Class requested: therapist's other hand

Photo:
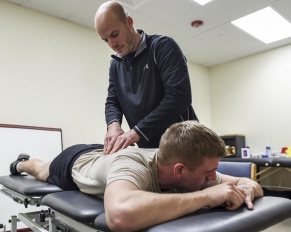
[108,129,140,154]
[104,122,124,154]
[104,123,141,154]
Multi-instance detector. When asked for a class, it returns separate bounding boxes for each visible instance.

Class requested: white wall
[210,44,291,154]
[187,62,212,127]
[0,1,111,147]
[0,1,211,149]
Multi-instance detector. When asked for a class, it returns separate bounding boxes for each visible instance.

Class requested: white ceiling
[5,0,291,67]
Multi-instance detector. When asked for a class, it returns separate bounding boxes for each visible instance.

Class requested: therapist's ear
[126,16,134,27]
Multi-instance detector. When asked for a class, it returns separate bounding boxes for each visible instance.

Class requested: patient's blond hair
[158,121,226,169]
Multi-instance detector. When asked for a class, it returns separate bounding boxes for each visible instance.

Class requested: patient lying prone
[8,121,263,232]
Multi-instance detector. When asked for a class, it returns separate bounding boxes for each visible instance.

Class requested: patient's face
[178,157,219,192]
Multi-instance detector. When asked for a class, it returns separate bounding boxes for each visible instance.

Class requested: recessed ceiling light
[231,7,291,44]
[192,0,213,6]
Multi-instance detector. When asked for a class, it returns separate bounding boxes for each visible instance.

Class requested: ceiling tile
[205,0,272,21]
[170,7,227,37]
[196,23,250,46]
[68,0,103,20]
[128,10,165,33]
[152,25,192,45]
[66,0,104,29]
[135,0,199,24]
[3,0,291,67]
[272,0,291,20]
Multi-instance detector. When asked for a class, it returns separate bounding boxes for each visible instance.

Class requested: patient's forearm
[104,180,250,231]
[104,179,210,232]
[105,189,207,232]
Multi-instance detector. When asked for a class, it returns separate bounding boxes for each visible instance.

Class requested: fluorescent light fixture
[232,7,291,44]
[192,0,213,6]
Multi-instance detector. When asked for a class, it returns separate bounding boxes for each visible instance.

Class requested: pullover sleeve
[105,60,123,126]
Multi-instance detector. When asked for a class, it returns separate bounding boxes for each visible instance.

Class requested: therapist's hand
[108,129,141,154]
[104,122,124,154]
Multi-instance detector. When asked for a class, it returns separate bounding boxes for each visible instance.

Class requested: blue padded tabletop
[0,175,63,196]
[43,194,291,232]
[138,196,291,232]
[43,191,105,223]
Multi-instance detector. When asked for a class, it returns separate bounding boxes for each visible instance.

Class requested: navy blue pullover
[105,30,198,148]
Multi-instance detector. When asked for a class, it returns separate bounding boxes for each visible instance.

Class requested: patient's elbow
[106,207,133,232]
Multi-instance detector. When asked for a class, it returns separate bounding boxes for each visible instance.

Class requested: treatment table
[1,163,291,232]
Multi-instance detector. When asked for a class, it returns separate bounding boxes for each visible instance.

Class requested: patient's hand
[235,177,264,210]
[203,182,246,211]
[236,183,256,210]
[220,175,263,210]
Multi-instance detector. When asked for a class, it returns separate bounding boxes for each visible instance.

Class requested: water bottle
[266,146,272,158]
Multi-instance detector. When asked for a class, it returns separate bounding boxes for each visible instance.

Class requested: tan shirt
[72,147,221,198]
[72,148,160,197]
